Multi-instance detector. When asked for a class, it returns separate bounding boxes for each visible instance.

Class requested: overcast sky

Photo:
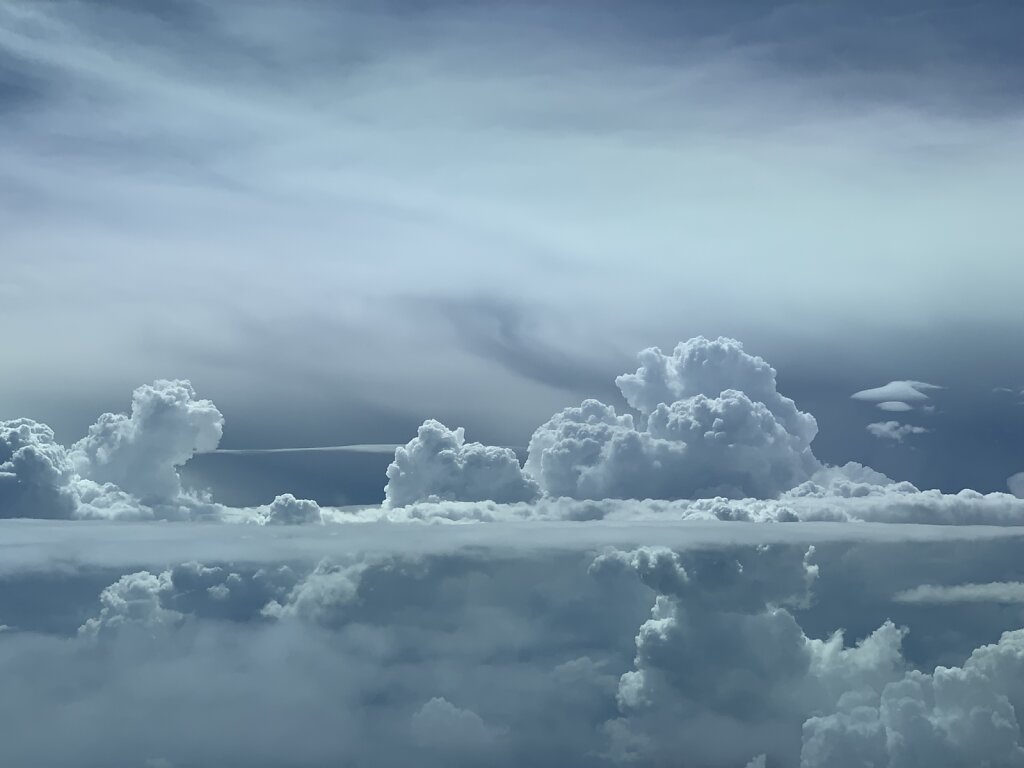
[2,0,1023,497]
[8,4,1024,767]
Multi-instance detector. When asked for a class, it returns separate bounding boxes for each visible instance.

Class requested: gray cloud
[894,582,1024,604]
[1010,473,1024,499]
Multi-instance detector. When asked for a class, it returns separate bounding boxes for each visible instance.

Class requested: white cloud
[2,380,244,521]
[615,337,817,442]
[866,420,929,442]
[385,420,540,508]
[261,493,322,525]
[78,570,180,639]
[876,401,913,412]
[0,418,78,519]
[851,381,943,403]
[71,380,223,506]
[525,337,820,502]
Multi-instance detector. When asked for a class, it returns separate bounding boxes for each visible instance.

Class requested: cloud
[876,400,913,412]
[1009,472,1024,499]
[6,528,1024,766]
[1,380,229,521]
[2,0,1023,454]
[0,418,78,519]
[70,379,223,506]
[384,420,540,508]
[410,697,502,752]
[866,420,929,442]
[894,582,1024,604]
[524,337,820,501]
[615,337,817,442]
[801,629,1024,768]
[851,381,942,403]
[261,493,322,525]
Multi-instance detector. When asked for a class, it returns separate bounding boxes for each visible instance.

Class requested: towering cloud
[616,337,818,441]
[71,380,223,506]
[525,337,820,501]
[1,380,227,520]
[0,419,79,519]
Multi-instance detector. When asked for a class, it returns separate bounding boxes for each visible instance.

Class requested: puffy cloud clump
[0,419,78,519]
[78,570,181,639]
[71,380,223,506]
[79,562,301,639]
[0,380,233,521]
[866,420,929,442]
[802,630,1024,767]
[526,337,820,501]
[616,336,818,442]
[262,559,367,627]
[596,545,909,766]
[385,420,540,508]
[261,493,322,525]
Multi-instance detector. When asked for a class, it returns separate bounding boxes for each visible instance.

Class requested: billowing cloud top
[524,337,820,501]
[4,336,1023,528]
[3,335,1024,766]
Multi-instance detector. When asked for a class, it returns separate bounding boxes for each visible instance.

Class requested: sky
[2,0,1024,497]
[2,1,1024,766]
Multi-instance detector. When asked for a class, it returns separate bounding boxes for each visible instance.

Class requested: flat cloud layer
[3,525,1024,767]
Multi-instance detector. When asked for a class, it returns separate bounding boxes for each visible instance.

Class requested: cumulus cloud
[866,420,929,442]
[0,380,251,521]
[71,380,223,506]
[262,559,366,627]
[598,544,910,766]
[524,337,820,502]
[385,419,540,508]
[78,570,181,639]
[0,419,78,519]
[615,337,817,442]
[261,493,322,525]
[851,381,943,403]
[802,630,1024,767]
